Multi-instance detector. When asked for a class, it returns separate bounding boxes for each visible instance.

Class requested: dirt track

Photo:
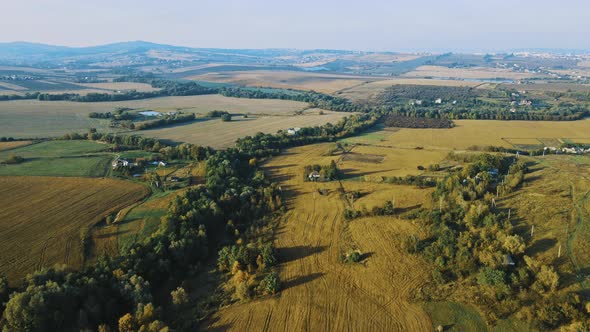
[206,144,432,331]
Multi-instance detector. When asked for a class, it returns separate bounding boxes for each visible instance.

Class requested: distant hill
[0,41,367,67]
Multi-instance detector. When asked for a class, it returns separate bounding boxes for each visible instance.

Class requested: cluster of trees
[0,141,284,330]
[2,154,24,165]
[383,175,437,187]
[303,160,342,181]
[344,200,396,220]
[376,85,590,121]
[0,99,386,329]
[236,113,381,157]
[61,131,215,161]
[0,137,16,142]
[403,153,588,328]
[383,114,454,128]
[134,113,196,131]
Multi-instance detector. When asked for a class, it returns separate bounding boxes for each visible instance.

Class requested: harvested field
[0,95,309,138]
[401,65,542,80]
[371,119,590,150]
[206,143,435,331]
[187,70,375,93]
[341,152,385,164]
[337,144,448,180]
[138,112,347,148]
[0,140,32,151]
[0,176,149,284]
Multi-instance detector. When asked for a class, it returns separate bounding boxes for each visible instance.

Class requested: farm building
[287,127,301,135]
[308,171,321,181]
[112,159,131,169]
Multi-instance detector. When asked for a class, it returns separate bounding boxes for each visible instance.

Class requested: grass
[0,140,113,177]
[0,95,310,138]
[90,188,187,258]
[0,176,149,284]
[422,302,488,332]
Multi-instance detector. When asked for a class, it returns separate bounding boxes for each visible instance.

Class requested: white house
[158,161,168,167]
[287,127,301,135]
[308,171,321,181]
[435,98,442,104]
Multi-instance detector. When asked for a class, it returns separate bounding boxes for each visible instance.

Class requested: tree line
[1,105,383,330]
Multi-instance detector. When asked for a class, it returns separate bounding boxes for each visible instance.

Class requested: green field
[0,140,113,177]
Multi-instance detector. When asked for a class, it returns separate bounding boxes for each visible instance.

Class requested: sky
[1,0,589,52]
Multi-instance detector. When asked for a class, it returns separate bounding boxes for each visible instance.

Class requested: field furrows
[206,144,431,331]
[0,176,149,283]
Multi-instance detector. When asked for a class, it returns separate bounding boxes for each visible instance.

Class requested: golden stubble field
[0,176,149,284]
[340,119,590,151]
[0,141,32,151]
[206,143,438,331]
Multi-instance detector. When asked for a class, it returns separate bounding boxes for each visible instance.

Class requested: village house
[308,171,321,181]
[112,159,131,169]
[287,127,301,135]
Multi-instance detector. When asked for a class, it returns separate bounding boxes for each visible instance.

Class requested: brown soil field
[206,143,435,331]
[401,65,543,80]
[0,176,149,284]
[187,70,376,93]
[138,112,347,148]
[0,141,32,151]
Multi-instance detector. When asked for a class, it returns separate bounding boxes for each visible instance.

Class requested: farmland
[401,65,544,80]
[138,110,347,148]
[346,119,590,150]
[206,116,590,331]
[0,176,149,284]
[0,140,113,177]
[187,70,375,93]
[0,140,31,151]
[0,95,311,138]
[207,142,438,331]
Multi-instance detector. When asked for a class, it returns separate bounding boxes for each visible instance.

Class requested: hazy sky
[1,0,589,52]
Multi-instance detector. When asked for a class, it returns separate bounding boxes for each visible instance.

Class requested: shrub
[221,113,232,122]
[4,154,24,164]
[170,287,188,306]
[261,272,280,295]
